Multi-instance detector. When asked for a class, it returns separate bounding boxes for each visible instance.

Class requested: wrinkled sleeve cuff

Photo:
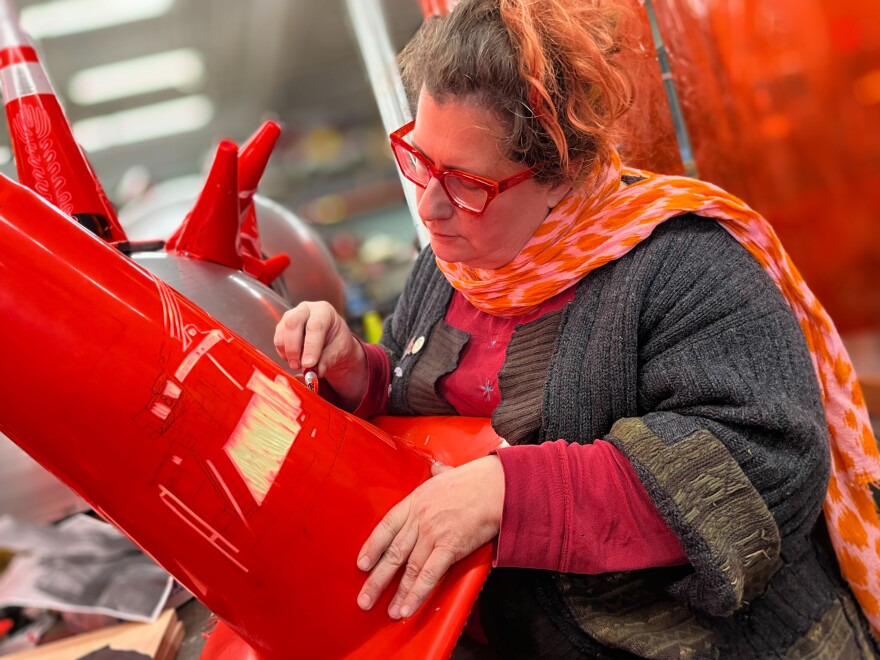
[493,441,570,570]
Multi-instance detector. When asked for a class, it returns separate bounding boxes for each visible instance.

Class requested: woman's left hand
[356,455,505,619]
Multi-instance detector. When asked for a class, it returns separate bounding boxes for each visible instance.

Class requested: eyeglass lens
[392,143,489,213]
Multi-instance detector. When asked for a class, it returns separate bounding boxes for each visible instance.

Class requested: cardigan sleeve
[597,219,831,617]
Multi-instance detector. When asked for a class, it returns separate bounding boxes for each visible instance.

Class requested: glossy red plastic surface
[0,175,492,659]
[371,415,504,467]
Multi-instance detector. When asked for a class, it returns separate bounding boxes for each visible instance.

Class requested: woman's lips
[427,230,457,239]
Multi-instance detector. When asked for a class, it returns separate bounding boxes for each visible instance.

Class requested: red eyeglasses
[389,120,535,215]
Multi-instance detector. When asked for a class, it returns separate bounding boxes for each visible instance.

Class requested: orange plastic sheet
[615,0,685,174]
[0,175,498,659]
[651,0,880,331]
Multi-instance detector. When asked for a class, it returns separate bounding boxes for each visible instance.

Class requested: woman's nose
[417,177,454,223]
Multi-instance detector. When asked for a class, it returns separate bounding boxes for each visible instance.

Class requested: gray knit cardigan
[378,215,878,659]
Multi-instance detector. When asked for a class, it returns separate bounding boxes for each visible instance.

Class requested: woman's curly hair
[398,0,635,184]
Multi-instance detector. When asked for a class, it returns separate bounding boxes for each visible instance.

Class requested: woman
[274,0,880,657]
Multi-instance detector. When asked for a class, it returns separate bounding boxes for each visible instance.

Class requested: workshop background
[0,0,878,655]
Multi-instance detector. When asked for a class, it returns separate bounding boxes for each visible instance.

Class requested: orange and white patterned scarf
[437,151,880,635]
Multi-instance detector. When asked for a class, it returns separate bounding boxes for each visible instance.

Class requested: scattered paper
[0,515,172,624]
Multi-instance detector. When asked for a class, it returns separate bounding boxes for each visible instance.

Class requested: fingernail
[357,555,371,571]
[388,604,400,619]
[358,593,372,610]
[301,354,315,368]
[399,605,412,618]
[288,359,300,370]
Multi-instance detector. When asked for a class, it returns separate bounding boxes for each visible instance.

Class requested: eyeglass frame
[389,120,536,215]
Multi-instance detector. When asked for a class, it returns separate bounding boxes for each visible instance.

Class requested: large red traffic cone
[0,0,126,242]
[0,173,494,659]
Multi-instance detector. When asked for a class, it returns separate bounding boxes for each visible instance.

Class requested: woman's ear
[544,159,583,208]
[545,179,573,208]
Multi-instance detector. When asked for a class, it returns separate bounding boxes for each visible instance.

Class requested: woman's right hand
[273,301,368,409]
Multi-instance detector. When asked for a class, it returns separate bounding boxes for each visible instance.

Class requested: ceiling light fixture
[21,0,175,40]
[73,94,215,152]
[68,48,205,106]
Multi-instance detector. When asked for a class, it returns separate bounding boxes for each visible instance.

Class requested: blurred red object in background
[651,0,880,332]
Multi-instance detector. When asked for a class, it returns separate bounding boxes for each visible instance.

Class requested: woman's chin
[429,237,466,262]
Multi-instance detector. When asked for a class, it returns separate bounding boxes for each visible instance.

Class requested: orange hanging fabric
[438,150,880,635]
